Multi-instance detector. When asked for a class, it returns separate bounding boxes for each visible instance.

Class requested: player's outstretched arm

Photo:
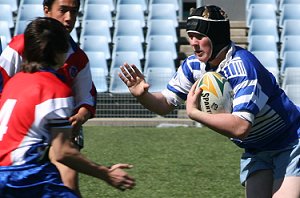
[50,127,135,191]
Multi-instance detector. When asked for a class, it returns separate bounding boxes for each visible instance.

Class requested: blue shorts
[0,162,78,198]
[240,139,300,186]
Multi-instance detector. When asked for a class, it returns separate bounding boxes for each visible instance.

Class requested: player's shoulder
[68,38,89,64]
[8,34,25,55]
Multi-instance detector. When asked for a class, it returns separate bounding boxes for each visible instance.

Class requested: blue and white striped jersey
[162,43,300,151]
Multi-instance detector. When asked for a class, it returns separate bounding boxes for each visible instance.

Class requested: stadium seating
[280,51,300,75]
[86,51,109,76]
[280,20,300,41]
[84,0,115,12]
[144,51,176,73]
[109,69,130,94]
[284,84,300,106]
[20,0,43,5]
[90,67,108,92]
[14,20,30,35]
[279,0,300,10]
[280,36,300,59]
[80,20,111,43]
[17,4,44,21]
[0,4,14,28]
[147,4,178,27]
[110,51,141,76]
[115,4,145,27]
[252,51,279,68]
[83,4,113,27]
[246,4,277,27]
[248,35,279,57]
[113,19,144,43]
[112,36,144,60]
[149,0,179,11]
[145,67,175,92]
[80,35,111,59]
[146,19,178,43]
[248,19,279,42]
[281,67,300,89]
[146,35,177,59]
[246,0,278,11]
[116,0,147,12]
[0,0,18,13]
[0,21,11,43]
[279,4,300,27]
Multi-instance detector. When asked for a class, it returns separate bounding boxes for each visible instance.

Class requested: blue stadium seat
[70,29,78,43]
[86,51,108,76]
[280,36,300,59]
[109,69,130,93]
[147,4,178,27]
[90,67,108,92]
[0,0,18,13]
[149,0,179,11]
[252,51,279,68]
[279,0,300,10]
[116,0,147,12]
[284,84,300,106]
[248,35,278,56]
[0,21,12,43]
[80,35,111,59]
[112,36,144,60]
[248,19,279,42]
[246,0,278,11]
[146,19,177,42]
[145,67,175,92]
[281,67,300,89]
[20,0,43,4]
[80,20,111,43]
[146,35,177,59]
[144,51,176,73]
[115,4,145,27]
[279,4,300,27]
[85,0,115,12]
[83,4,113,27]
[110,51,141,76]
[17,4,44,21]
[246,4,277,27]
[280,20,300,41]
[14,20,30,35]
[113,19,144,43]
[0,4,14,28]
[280,51,300,75]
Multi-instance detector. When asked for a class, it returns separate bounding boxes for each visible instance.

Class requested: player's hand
[186,80,202,118]
[119,63,150,97]
[69,108,91,131]
[107,163,135,191]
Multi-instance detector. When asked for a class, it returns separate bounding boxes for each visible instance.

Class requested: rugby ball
[196,72,233,114]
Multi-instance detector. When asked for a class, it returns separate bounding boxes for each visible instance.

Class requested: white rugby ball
[196,72,233,114]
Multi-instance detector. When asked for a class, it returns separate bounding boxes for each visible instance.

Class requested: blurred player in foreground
[120,5,300,197]
[0,17,135,198]
[0,0,96,196]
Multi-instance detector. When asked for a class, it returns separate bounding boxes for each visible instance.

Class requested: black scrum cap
[186,5,231,60]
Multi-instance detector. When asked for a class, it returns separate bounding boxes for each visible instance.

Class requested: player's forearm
[188,109,251,139]
[57,150,111,181]
[136,92,174,115]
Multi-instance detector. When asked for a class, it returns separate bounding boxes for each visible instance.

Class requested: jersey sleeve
[162,55,207,106]
[222,55,270,124]
[71,62,97,117]
[0,35,24,96]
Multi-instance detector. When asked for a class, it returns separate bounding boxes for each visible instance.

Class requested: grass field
[79,126,245,198]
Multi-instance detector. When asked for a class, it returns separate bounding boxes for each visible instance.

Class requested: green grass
[79,126,245,198]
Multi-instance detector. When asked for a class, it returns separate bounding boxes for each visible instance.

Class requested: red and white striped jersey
[0,71,74,166]
[0,34,96,116]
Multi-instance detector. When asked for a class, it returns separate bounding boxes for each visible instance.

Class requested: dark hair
[22,17,69,73]
[43,0,80,11]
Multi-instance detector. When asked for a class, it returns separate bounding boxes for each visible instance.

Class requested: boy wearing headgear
[120,5,300,197]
